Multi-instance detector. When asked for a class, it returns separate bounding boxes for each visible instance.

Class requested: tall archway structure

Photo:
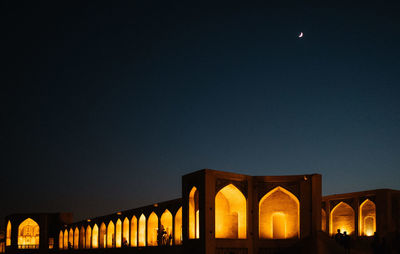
[359,199,376,236]
[138,214,146,247]
[147,212,158,246]
[189,186,200,239]
[92,224,99,249]
[123,217,129,246]
[330,202,355,236]
[116,219,122,248]
[6,221,11,246]
[107,221,115,248]
[131,216,138,247]
[174,207,182,245]
[161,209,173,243]
[18,218,40,249]
[99,223,106,248]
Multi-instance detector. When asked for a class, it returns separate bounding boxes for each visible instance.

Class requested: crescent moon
[299,32,303,38]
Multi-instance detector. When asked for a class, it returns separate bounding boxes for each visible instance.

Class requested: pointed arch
[79,226,85,249]
[107,221,115,248]
[99,223,106,248]
[123,217,129,246]
[330,202,355,236]
[189,186,200,239]
[116,219,122,248]
[59,230,63,249]
[138,214,146,246]
[321,209,327,232]
[17,218,40,249]
[74,228,79,249]
[68,228,73,249]
[63,229,68,249]
[130,216,138,247]
[86,225,92,248]
[147,212,158,246]
[259,186,300,239]
[359,199,376,236]
[174,207,182,245]
[215,184,247,239]
[161,209,173,245]
[92,224,99,249]
[6,221,11,246]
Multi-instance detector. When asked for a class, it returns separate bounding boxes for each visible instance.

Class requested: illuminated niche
[79,226,85,249]
[330,202,355,236]
[59,231,63,250]
[259,186,300,239]
[359,199,376,236]
[147,212,158,246]
[138,214,146,246]
[123,218,129,246]
[92,224,99,249]
[86,226,92,249]
[161,209,173,245]
[107,221,115,248]
[322,209,327,232]
[189,186,200,239]
[74,228,79,249]
[63,229,68,249]
[6,221,11,246]
[130,216,138,247]
[116,219,122,248]
[99,223,106,248]
[215,184,247,239]
[68,228,73,248]
[18,218,40,249]
[174,207,182,245]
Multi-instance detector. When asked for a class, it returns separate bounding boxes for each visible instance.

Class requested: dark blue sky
[2,1,400,227]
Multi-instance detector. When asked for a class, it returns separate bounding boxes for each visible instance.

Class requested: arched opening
[360,199,376,236]
[6,221,11,246]
[215,184,247,239]
[92,224,99,249]
[79,227,85,249]
[17,218,40,249]
[130,216,138,247]
[107,221,115,248]
[147,212,158,246]
[174,207,182,245]
[330,202,355,236]
[63,229,68,249]
[123,218,129,246]
[59,231,63,250]
[99,223,106,248]
[74,228,79,249]
[161,209,173,245]
[138,214,146,247]
[259,186,300,239]
[68,229,73,249]
[189,186,200,239]
[86,226,92,249]
[116,219,122,248]
[322,209,327,232]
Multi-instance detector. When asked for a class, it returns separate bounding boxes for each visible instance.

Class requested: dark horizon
[2,1,400,230]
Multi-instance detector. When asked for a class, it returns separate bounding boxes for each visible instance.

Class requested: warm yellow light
[215,184,247,239]
[99,223,106,248]
[189,186,200,239]
[18,218,40,249]
[92,224,99,249]
[147,212,158,246]
[330,202,355,236]
[116,219,122,248]
[174,207,182,245]
[259,186,300,239]
[359,199,376,237]
[74,228,79,249]
[161,209,173,245]
[6,221,11,246]
[138,214,146,246]
[107,221,115,248]
[123,217,130,246]
[86,225,92,249]
[69,228,73,248]
[321,209,327,232]
[59,231,63,249]
[79,227,85,249]
[63,229,68,249]
[131,216,138,247]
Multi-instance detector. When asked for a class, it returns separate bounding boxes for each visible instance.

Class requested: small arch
[215,184,247,239]
[330,202,355,236]
[86,225,92,249]
[123,217,130,246]
[92,224,99,249]
[160,209,173,245]
[107,221,115,248]
[189,186,200,239]
[99,223,106,248]
[6,221,11,246]
[322,209,327,232]
[360,199,376,236]
[74,228,79,249]
[59,230,63,250]
[259,186,300,239]
[131,216,138,247]
[63,229,68,249]
[138,214,146,246]
[116,219,122,248]
[79,226,85,249]
[147,212,158,246]
[174,207,182,245]
[68,228,73,249]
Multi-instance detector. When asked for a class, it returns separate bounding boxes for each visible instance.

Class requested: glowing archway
[59,231,63,249]
[122,218,129,246]
[17,218,40,249]
[107,221,115,248]
[79,227,85,249]
[189,186,200,239]
[174,207,182,245]
[99,223,106,248]
[259,186,300,239]
[74,228,79,249]
[86,226,92,248]
[63,229,68,249]
[115,219,122,248]
[215,184,247,239]
[322,209,327,232]
[161,209,173,245]
[359,199,376,236]
[330,202,355,236]
[6,221,11,246]
[68,228,73,249]
[138,214,146,246]
[92,224,99,249]
[147,212,158,246]
[130,216,138,247]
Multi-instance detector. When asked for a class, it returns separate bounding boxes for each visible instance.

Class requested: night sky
[2,2,400,229]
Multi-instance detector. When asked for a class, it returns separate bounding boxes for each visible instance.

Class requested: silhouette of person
[334,229,343,243]
[342,231,351,254]
[68,242,72,250]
